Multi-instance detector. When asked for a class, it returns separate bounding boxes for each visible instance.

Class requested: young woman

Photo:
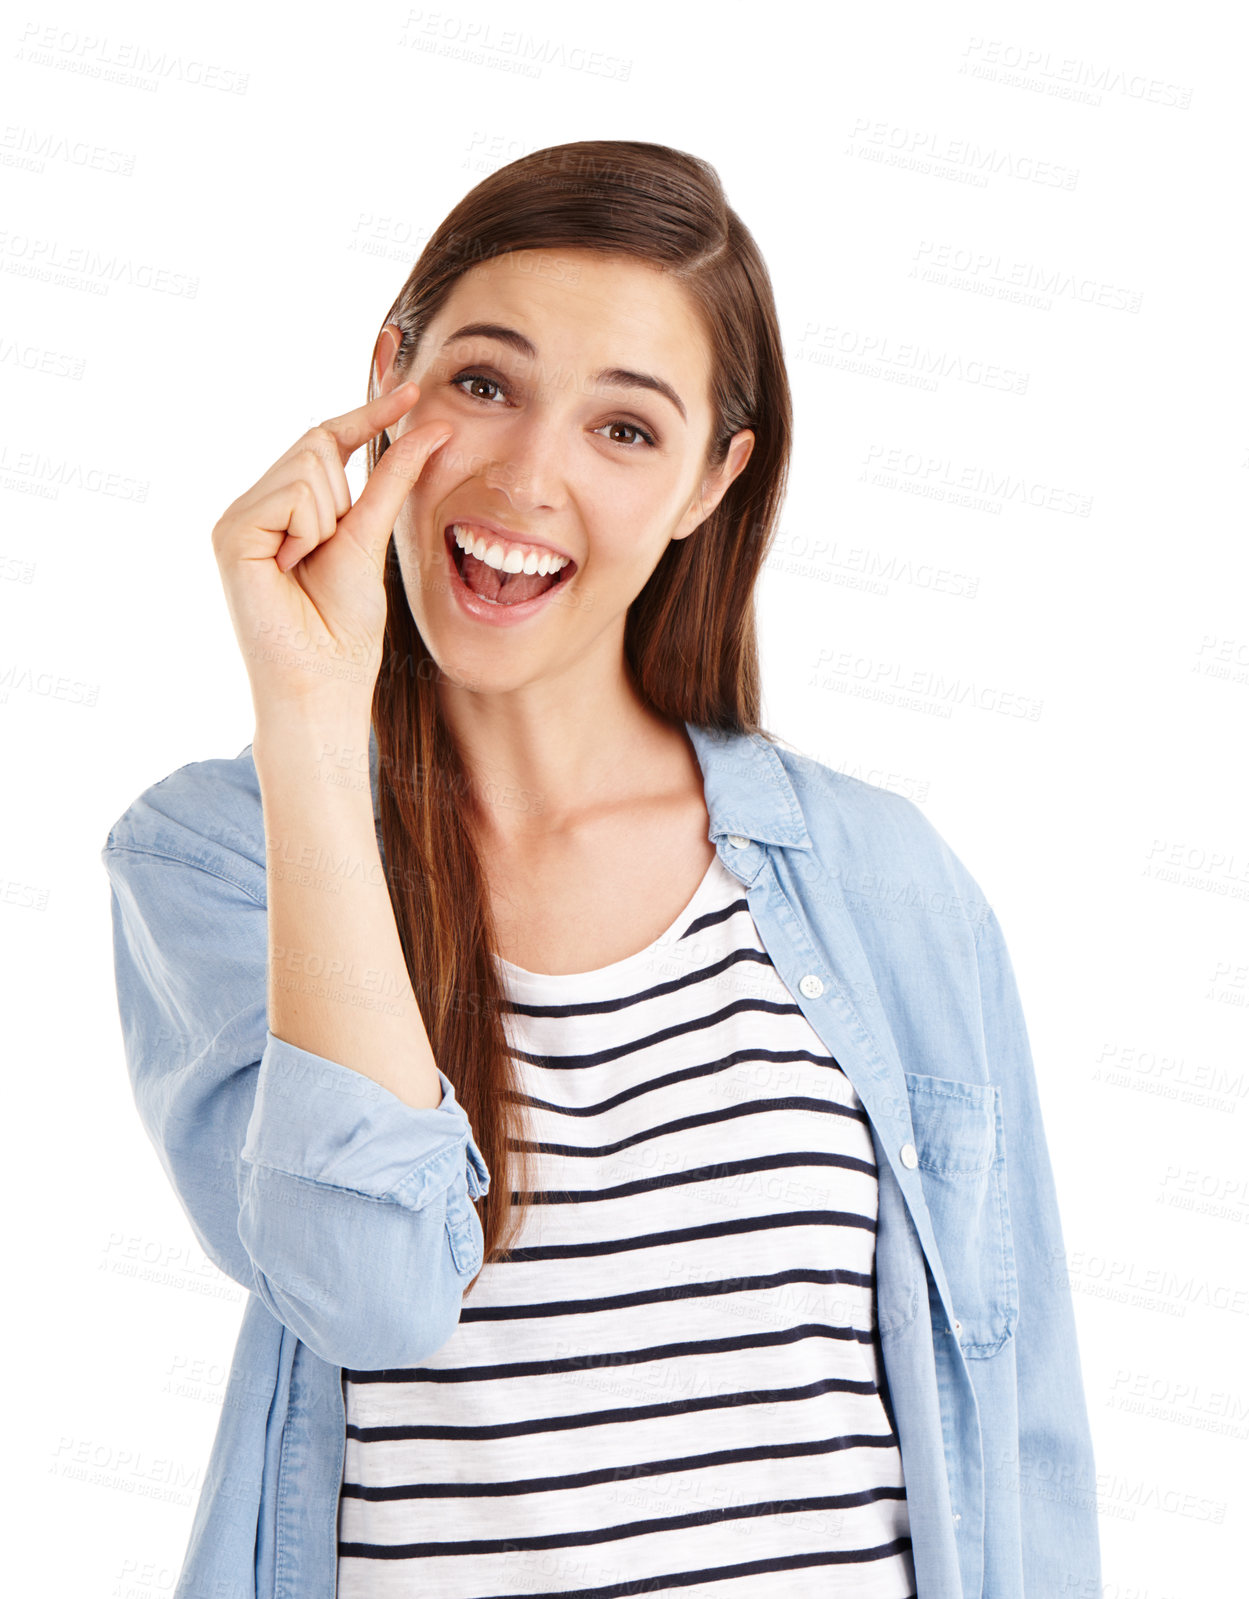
[102,140,1101,1599]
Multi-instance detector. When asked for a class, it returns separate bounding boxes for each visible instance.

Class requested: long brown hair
[365,140,792,1286]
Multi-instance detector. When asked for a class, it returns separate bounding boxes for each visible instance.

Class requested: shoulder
[100,741,266,902]
[762,733,992,934]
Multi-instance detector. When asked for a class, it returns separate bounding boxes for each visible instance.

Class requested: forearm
[252,717,443,1111]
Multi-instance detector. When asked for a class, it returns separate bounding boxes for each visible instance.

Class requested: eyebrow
[439,322,687,423]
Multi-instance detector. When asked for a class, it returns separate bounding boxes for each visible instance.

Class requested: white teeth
[451,524,569,576]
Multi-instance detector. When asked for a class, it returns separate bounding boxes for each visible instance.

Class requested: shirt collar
[683,720,814,852]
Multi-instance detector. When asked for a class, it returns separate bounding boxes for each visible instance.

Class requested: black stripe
[451,1545,913,1598]
[345,1316,875,1385]
[504,944,772,1018]
[516,1148,879,1207]
[481,1207,878,1264]
[680,896,751,941]
[346,1372,885,1443]
[513,1094,862,1160]
[340,1494,909,1564]
[341,1429,907,1501]
[509,996,805,1070]
[463,1261,877,1324]
[510,1047,844,1119]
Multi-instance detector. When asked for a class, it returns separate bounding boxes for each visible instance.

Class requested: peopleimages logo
[844,117,1080,190]
[397,10,632,81]
[0,232,198,298]
[14,22,249,93]
[959,37,1193,110]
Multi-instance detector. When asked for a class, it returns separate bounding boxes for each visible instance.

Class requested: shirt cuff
[240,1030,490,1211]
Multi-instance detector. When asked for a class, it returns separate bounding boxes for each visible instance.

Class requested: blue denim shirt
[100,721,1101,1599]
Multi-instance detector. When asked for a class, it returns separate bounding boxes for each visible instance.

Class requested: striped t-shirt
[337,851,916,1598]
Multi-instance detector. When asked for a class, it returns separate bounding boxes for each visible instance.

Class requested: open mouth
[445,525,576,609]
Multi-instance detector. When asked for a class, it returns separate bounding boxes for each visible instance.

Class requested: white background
[2,1,1245,1593]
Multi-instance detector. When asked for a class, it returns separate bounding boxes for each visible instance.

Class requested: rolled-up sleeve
[101,817,491,1372]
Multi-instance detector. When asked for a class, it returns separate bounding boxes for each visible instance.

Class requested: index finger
[315,381,420,466]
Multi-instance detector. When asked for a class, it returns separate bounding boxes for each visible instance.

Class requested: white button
[899,1142,918,1168]
[726,834,748,848]
[954,1319,962,1334]
[952,1512,961,1523]
[798,974,824,999]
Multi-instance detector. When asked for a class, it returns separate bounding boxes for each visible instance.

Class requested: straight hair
[364,140,793,1288]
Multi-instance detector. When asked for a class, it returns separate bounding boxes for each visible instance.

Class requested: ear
[372,323,404,394]
[672,428,756,542]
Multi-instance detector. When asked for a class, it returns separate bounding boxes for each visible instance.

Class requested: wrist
[252,712,376,790]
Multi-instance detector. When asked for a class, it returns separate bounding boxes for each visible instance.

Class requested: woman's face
[373,248,754,699]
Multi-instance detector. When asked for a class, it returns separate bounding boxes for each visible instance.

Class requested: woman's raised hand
[211,382,450,726]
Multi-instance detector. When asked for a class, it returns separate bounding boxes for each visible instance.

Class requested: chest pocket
[903,1070,1019,1358]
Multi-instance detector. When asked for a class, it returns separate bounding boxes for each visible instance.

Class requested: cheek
[407,404,494,486]
[596,477,677,556]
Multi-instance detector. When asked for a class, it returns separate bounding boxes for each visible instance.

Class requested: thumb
[342,422,453,569]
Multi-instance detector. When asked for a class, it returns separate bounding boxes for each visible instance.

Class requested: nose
[480,410,563,514]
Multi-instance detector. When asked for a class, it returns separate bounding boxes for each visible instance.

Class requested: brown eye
[594,419,658,450]
[451,372,507,403]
